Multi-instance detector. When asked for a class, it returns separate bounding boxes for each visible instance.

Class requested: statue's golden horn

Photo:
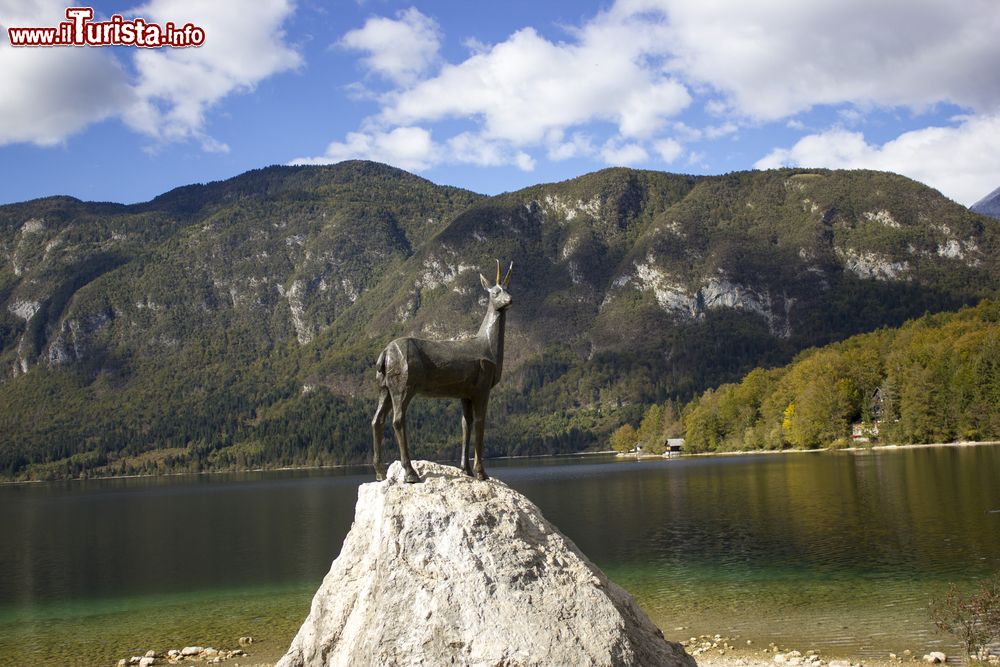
[503,261,513,287]
[495,259,501,284]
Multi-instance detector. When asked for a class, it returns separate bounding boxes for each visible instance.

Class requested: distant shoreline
[844,439,1000,452]
[0,448,619,486]
[5,440,999,486]
[617,439,1000,461]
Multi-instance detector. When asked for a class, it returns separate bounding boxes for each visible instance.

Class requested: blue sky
[2,0,999,206]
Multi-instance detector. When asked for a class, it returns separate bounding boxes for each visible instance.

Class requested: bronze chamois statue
[372,260,513,483]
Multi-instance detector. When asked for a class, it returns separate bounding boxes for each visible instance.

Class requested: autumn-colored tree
[682,389,723,452]
[637,404,664,453]
[610,424,639,453]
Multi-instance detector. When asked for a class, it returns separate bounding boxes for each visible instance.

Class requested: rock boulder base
[277,460,695,667]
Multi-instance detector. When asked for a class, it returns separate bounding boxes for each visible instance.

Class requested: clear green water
[2,447,999,665]
[0,584,311,665]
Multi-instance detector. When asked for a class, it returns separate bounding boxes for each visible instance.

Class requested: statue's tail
[375,348,387,387]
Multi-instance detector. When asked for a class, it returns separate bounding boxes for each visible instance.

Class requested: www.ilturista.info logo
[7,7,205,47]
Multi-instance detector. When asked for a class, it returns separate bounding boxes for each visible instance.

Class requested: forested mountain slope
[1,162,997,479]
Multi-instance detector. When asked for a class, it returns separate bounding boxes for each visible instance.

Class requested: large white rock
[277,460,695,667]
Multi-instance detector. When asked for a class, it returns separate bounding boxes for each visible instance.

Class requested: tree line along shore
[612,299,1000,455]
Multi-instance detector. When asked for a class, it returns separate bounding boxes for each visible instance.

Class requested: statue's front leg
[472,406,489,481]
[460,399,474,476]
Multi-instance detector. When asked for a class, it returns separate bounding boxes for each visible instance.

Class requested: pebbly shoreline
[114,638,277,667]
[679,633,999,667]
[115,632,1000,667]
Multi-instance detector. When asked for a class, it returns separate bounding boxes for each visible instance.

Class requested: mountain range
[2,161,998,479]
[972,185,1000,221]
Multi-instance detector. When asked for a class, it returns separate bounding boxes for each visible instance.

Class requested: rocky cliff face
[277,461,695,667]
[971,185,1000,221]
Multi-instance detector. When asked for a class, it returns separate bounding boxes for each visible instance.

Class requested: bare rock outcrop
[972,185,1000,221]
[277,460,695,667]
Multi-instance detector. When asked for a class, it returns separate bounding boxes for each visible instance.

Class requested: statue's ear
[479,273,491,290]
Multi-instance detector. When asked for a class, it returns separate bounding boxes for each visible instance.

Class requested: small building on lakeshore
[851,422,880,443]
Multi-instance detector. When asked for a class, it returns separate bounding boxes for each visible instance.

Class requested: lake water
[2,446,999,665]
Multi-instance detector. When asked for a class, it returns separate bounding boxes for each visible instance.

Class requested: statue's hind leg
[371,389,392,481]
[472,396,489,481]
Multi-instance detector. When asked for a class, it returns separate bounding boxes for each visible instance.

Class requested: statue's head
[480,260,513,311]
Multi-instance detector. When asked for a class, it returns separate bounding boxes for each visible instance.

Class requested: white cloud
[622,0,1000,120]
[292,127,538,173]
[306,0,1000,189]
[340,7,440,85]
[618,81,691,139]
[755,114,1000,206]
[546,132,595,161]
[444,132,535,171]
[125,0,301,147]
[687,150,707,167]
[653,138,683,163]
[703,99,730,116]
[515,152,535,172]
[304,4,695,173]
[837,108,865,125]
[601,140,649,166]
[292,126,437,172]
[0,0,300,149]
[671,122,702,142]
[756,130,870,170]
[445,132,507,167]
[0,0,133,145]
[379,25,690,145]
[704,122,738,139]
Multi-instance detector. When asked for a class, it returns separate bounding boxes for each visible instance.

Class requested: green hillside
[627,299,1000,453]
[1,162,998,479]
